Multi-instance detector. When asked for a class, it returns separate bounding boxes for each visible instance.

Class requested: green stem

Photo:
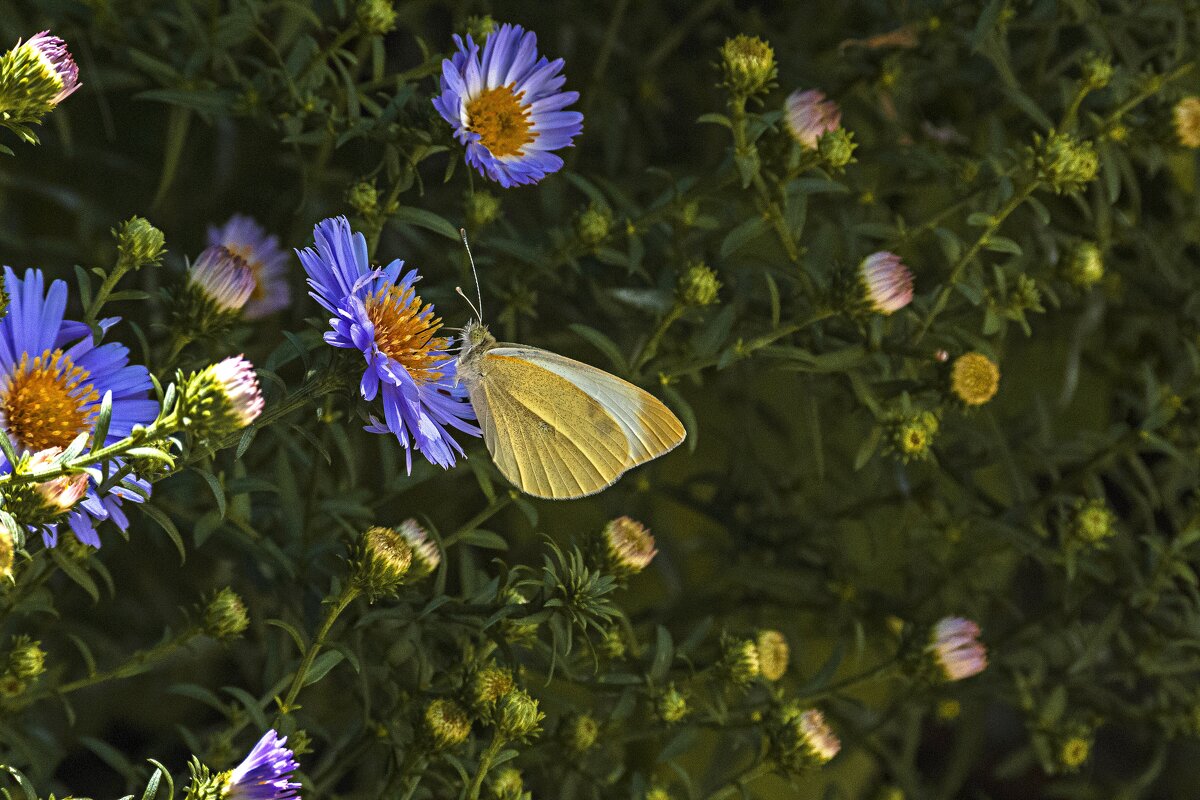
[913,181,1037,343]
[443,495,515,548]
[83,262,132,328]
[466,736,506,800]
[35,628,201,701]
[297,27,358,84]
[703,762,774,800]
[277,583,360,715]
[794,654,902,703]
[636,304,684,371]
[662,309,833,380]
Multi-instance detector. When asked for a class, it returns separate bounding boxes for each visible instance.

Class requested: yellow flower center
[466,84,535,158]
[225,244,268,302]
[950,352,1000,406]
[1,350,98,453]
[364,285,450,383]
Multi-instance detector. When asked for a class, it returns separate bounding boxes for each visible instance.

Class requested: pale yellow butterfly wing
[466,347,685,499]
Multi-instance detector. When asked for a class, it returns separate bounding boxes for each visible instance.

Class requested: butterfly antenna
[455,286,481,321]
[459,227,484,321]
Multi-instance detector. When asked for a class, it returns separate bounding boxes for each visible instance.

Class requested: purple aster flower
[224,729,301,800]
[784,89,841,149]
[0,267,158,547]
[928,616,988,681]
[433,23,583,187]
[24,31,81,105]
[188,245,256,314]
[207,215,291,319]
[859,250,914,314]
[296,217,479,471]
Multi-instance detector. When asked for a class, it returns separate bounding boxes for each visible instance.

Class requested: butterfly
[453,235,686,500]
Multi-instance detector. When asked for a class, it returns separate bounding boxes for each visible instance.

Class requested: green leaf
[392,206,460,240]
[303,650,346,686]
[719,216,768,259]
[650,625,673,682]
[139,504,187,564]
[568,323,629,373]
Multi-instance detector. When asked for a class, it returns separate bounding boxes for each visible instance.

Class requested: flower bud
[720,635,761,687]
[677,261,721,307]
[779,707,841,768]
[887,410,939,462]
[656,684,688,723]
[203,587,250,640]
[465,15,497,40]
[720,35,777,97]
[1058,730,1092,772]
[468,663,516,718]
[858,251,914,315]
[927,616,987,681]
[6,449,88,529]
[424,697,472,749]
[465,191,502,229]
[1062,241,1104,288]
[1032,132,1098,194]
[949,352,1000,407]
[644,789,673,800]
[818,129,857,171]
[575,202,613,249]
[784,89,841,149]
[181,356,265,439]
[0,31,80,125]
[599,626,626,659]
[348,181,380,215]
[562,712,599,753]
[352,525,413,601]
[1174,97,1200,149]
[498,589,538,645]
[114,216,166,271]
[1080,52,1113,90]
[599,516,658,576]
[187,245,256,315]
[396,518,440,579]
[1067,499,1116,546]
[755,630,790,682]
[495,688,544,742]
[5,635,45,680]
[356,0,397,36]
[489,767,527,800]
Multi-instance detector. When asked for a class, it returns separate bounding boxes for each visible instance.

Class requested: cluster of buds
[885,408,940,462]
[1030,131,1098,194]
[574,201,613,250]
[0,32,80,136]
[677,261,721,308]
[656,683,688,723]
[1065,498,1117,549]
[0,635,46,701]
[179,355,265,441]
[347,181,380,216]
[769,703,841,772]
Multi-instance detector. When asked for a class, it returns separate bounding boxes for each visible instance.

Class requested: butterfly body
[456,320,686,499]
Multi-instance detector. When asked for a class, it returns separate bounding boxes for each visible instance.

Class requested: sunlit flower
[784,89,841,149]
[859,250,914,314]
[188,245,256,315]
[23,32,79,105]
[928,616,987,681]
[223,729,301,800]
[795,708,840,764]
[433,23,583,187]
[296,217,479,471]
[183,355,265,438]
[601,516,657,575]
[0,267,157,547]
[207,215,291,318]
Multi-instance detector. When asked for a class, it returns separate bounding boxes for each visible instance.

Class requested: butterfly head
[456,318,497,378]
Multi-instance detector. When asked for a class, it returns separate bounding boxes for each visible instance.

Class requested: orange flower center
[364,285,450,384]
[2,350,99,453]
[466,84,536,158]
[225,244,268,302]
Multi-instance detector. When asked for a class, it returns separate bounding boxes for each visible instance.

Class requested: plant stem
[636,303,684,371]
[277,583,360,715]
[662,309,834,379]
[83,263,132,327]
[35,628,201,701]
[703,762,773,800]
[443,495,514,548]
[466,736,506,800]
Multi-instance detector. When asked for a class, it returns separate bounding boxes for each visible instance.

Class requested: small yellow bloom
[950,352,1000,406]
[755,630,790,681]
[1059,735,1091,770]
[1173,97,1200,149]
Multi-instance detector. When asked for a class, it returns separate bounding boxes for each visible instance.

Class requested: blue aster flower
[223,729,301,800]
[296,217,479,472]
[0,267,158,547]
[433,23,583,187]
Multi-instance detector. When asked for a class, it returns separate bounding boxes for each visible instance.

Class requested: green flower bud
[1009,274,1044,313]
[356,0,397,36]
[599,626,626,659]
[0,32,80,127]
[817,128,857,171]
[465,16,497,40]
[352,525,413,602]
[656,684,688,724]
[719,35,777,97]
[114,216,166,271]
[755,629,789,682]
[0,673,27,700]
[495,688,544,742]
[424,698,472,749]
[886,410,940,462]
[1058,733,1091,771]
[1031,132,1098,194]
[562,712,599,753]
[468,663,516,718]
[1080,52,1113,90]
[489,767,527,800]
[203,587,249,640]
[465,191,502,229]
[181,356,265,440]
[720,635,761,687]
[182,758,225,800]
[1062,241,1104,289]
[575,202,613,248]
[677,262,721,307]
[1067,499,1117,547]
[6,635,45,680]
[348,181,380,215]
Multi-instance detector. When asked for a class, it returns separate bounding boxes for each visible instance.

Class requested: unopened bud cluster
[677,262,721,307]
[1031,132,1098,194]
[720,35,776,97]
[0,635,46,700]
[114,216,166,271]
